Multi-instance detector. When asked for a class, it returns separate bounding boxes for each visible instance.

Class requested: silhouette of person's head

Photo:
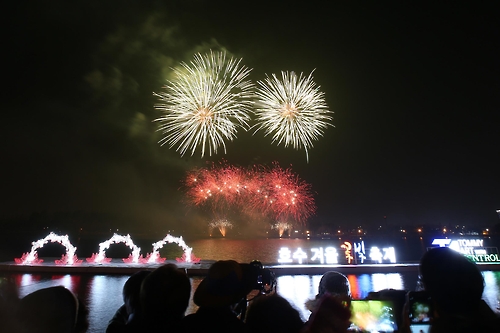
[0,277,20,332]
[123,270,150,318]
[140,264,191,321]
[306,271,352,316]
[246,294,304,333]
[317,271,351,298]
[17,286,86,333]
[419,247,484,315]
[194,260,252,308]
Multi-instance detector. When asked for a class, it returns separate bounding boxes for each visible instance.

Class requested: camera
[243,260,276,295]
[408,291,433,333]
[235,260,276,321]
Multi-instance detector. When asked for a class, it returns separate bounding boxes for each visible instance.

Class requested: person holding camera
[181,260,254,333]
[401,247,500,333]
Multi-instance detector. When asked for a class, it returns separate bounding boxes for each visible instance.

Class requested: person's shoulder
[180,313,204,332]
[181,309,251,333]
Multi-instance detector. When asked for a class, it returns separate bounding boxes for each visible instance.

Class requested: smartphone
[408,291,433,333]
[349,300,397,332]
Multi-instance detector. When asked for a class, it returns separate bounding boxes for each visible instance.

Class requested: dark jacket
[181,306,251,333]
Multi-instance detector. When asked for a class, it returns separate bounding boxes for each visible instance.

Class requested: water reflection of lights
[277,275,316,320]
[372,273,404,292]
[88,275,128,333]
[49,274,79,291]
[482,271,500,312]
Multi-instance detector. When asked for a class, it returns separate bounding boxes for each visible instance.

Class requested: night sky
[2,1,499,236]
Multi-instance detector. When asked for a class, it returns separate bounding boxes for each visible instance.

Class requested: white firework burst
[253,71,333,161]
[154,51,254,157]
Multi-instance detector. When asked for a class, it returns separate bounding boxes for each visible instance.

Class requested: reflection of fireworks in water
[253,71,333,162]
[209,219,233,237]
[154,51,254,157]
[185,161,315,225]
[272,221,293,237]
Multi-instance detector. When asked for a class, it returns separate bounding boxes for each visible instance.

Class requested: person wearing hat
[305,271,351,318]
[182,260,253,333]
[302,271,352,333]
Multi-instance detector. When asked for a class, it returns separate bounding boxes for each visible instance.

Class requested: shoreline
[1,259,499,276]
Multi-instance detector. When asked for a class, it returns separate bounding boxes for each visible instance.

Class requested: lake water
[7,237,500,333]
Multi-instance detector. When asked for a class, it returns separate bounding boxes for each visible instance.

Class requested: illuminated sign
[431,239,451,247]
[341,242,353,263]
[431,238,500,263]
[277,241,396,265]
[278,247,338,264]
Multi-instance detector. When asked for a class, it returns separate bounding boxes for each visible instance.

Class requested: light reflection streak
[482,271,500,311]
[277,275,315,320]
[87,275,128,333]
[371,273,404,293]
[49,274,77,291]
[357,274,372,299]
[347,274,360,298]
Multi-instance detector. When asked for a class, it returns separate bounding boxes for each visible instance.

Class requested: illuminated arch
[14,232,81,265]
[86,234,141,264]
[147,234,195,263]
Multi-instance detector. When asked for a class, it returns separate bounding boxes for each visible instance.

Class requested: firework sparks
[185,162,316,225]
[253,71,333,161]
[185,161,252,209]
[154,51,254,157]
[14,232,82,265]
[209,219,233,237]
[272,221,294,237]
[257,162,316,223]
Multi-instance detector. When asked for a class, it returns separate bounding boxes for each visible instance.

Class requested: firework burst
[154,51,254,157]
[184,162,315,225]
[185,161,251,209]
[272,221,294,237]
[253,71,333,161]
[257,162,316,223]
[209,219,233,237]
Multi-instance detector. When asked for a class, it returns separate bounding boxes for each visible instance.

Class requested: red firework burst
[183,161,316,225]
[256,163,316,223]
[184,161,252,210]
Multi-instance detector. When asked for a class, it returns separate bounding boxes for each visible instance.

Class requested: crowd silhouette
[1,247,499,333]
